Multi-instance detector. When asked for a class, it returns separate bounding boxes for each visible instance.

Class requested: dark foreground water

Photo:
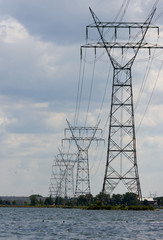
[0,207,163,239]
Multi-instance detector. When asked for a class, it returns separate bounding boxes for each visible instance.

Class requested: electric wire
[74,59,82,126]
[74,49,87,126]
[118,0,130,22]
[50,0,162,197]
[84,54,96,126]
[134,55,154,111]
[154,9,163,23]
[135,36,159,112]
[75,0,129,136]
[136,60,163,133]
[90,1,161,180]
[90,0,132,176]
[59,0,161,195]
[84,0,131,66]
[96,64,112,123]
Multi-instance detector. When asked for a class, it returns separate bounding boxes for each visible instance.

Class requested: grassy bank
[86,204,155,210]
[0,204,155,210]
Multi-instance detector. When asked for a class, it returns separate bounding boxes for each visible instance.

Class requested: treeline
[54,192,153,208]
[1,193,162,209]
[19,192,147,207]
[29,195,53,206]
[0,195,54,207]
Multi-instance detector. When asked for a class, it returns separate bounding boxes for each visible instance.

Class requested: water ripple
[0,208,163,239]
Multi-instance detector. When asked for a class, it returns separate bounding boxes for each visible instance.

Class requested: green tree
[44,196,54,205]
[76,194,94,206]
[39,199,44,206]
[95,192,110,205]
[142,199,149,206]
[30,195,39,206]
[122,192,139,206]
[55,196,64,205]
[65,198,75,206]
[85,194,94,205]
[76,195,87,206]
[111,194,123,206]
[12,200,16,205]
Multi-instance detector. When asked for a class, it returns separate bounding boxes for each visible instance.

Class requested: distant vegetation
[1,193,162,210]
[154,196,163,207]
[29,195,54,207]
[0,195,54,208]
[53,192,155,210]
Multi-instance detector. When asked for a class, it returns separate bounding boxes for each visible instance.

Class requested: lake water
[0,207,163,239]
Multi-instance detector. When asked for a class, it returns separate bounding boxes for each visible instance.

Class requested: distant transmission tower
[49,151,77,198]
[63,120,104,197]
[81,7,163,199]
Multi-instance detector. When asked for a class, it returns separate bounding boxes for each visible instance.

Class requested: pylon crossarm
[82,42,163,49]
[64,119,104,197]
[86,21,158,29]
[83,7,159,70]
[89,7,120,68]
[66,119,81,149]
[126,7,156,67]
[62,136,104,142]
[65,126,102,132]
[58,149,77,163]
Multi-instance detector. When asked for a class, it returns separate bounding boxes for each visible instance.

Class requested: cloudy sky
[0,0,163,197]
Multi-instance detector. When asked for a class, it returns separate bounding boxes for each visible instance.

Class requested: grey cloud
[0,0,162,196]
[0,0,161,45]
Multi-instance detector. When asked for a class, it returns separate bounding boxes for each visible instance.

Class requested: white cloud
[0,17,28,43]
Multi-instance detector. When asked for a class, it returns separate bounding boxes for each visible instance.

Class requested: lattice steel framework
[63,120,104,197]
[81,7,163,199]
[49,151,77,198]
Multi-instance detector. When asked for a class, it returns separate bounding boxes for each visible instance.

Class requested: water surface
[0,207,163,239]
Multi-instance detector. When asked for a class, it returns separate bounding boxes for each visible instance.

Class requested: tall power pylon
[63,120,104,197]
[81,7,163,199]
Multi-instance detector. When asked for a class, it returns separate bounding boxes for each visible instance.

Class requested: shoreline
[0,204,158,211]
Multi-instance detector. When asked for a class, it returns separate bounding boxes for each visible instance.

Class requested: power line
[74,49,87,125]
[134,36,159,112]
[136,61,163,133]
[84,55,96,126]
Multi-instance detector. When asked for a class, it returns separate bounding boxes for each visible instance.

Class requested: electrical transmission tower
[63,120,104,197]
[81,7,163,199]
[49,151,77,198]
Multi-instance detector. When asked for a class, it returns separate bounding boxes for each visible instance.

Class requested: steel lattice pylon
[81,7,163,199]
[49,151,77,198]
[103,65,141,196]
[63,120,104,197]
